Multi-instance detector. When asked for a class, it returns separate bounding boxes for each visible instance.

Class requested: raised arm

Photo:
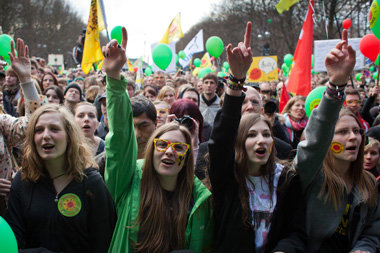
[295,29,356,191]
[208,22,252,192]
[103,28,138,203]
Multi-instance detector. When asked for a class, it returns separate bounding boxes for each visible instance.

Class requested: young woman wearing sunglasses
[102,28,213,253]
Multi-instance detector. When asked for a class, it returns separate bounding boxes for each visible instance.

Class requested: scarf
[284,113,307,142]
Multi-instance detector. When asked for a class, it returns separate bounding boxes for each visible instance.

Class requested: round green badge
[57,193,82,217]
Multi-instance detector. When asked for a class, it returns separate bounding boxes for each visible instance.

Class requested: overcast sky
[66,0,215,62]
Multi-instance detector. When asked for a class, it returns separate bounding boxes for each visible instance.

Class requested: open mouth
[255,147,266,157]
[161,159,175,166]
[345,146,357,151]
[42,143,54,151]
[82,125,91,130]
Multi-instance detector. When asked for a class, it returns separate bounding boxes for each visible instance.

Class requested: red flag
[279,81,290,113]
[287,0,314,96]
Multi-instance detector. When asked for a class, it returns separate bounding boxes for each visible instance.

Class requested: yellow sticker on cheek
[176,155,185,166]
[331,142,344,154]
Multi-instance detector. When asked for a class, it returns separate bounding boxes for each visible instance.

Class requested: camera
[175,115,194,132]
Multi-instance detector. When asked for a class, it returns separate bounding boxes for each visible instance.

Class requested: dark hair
[177,87,200,107]
[43,85,64,104]
[345,88,361,98]
[131,95,157,122]
[202,73,218,84]
[170,99,204,143]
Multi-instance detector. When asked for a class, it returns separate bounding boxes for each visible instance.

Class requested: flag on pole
[200,53,212,68]
[160,13,184,44]
[286,0,314,96]
[81,0,106,74]
[276,0,299,14]
[179,29,204,67]
[279,81,290,113]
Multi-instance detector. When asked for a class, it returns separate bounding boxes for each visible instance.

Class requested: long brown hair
[319,109,378,209]
[22,103,97,182]
[136,123,194,252]
[234,113,277,227]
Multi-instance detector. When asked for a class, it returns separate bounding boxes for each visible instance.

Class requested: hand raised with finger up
[102,27,128,80]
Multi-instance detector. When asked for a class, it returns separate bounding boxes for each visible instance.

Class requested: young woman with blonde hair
[103,27,213,253]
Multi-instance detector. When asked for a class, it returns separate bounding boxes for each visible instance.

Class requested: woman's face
[245,120,273,167]
[182,91,199,106]
[45,89,61,104]
[331,115,362,163]
[153,130,189,179]
[163,91,175,106]
[155,103,169,128]
[289,99,305,121]
[74,105,99,138]
[364,146,379,171]
[34,112,68,162]
[145,92,156,102]
[42,74,55,90]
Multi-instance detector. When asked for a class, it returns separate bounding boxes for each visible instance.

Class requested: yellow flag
[81,0,106,74]
[276,0,299,14]
[200,53,212,68]
[160,13,184,44]
[127,58,134,72]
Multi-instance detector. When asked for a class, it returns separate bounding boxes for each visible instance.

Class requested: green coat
[105,76,214,253]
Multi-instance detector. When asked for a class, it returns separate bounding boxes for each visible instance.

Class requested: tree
[177,0,372,65]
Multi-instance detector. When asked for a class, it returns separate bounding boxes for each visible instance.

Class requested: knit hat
[64,83,83,101]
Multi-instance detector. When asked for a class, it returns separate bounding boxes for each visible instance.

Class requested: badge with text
[331,142,344,154]
[57,193,82,217]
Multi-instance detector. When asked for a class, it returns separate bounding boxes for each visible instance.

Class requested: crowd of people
[0,22,379,253]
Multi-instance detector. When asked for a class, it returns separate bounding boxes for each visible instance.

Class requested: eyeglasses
[153,138,190,155]
[157,108,169,116]
[261,90,272,94]
[346,100,362,105]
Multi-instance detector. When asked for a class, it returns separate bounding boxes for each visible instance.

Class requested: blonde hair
[157,86,175,101]
[319,109,378,209]
[365,137,380,154]
[22,104,97,182]
[85,85,100,103]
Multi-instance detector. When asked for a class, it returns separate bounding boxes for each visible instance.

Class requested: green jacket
[105,76,214,253]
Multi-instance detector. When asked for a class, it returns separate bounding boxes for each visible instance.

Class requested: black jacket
[208,93,306,252]
[5,168,116,253]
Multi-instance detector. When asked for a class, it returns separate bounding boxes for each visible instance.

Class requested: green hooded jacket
[105,76,214,253]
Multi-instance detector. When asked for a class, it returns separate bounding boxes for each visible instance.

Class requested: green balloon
[281,63,290,73]
[0,217,18,252]
[175,54,179,64]
[110,26,124,44]
[284,54,293,67]
[144,68,153,76]
[0,34,14,58]
[193,58,201,67]
[370,65,376,72]
[268,19,272,24]
[376,54,380,66]
[217,71,227,77]
[373,72,379,79]
[223,61,229,69]
[152,44,172,70]
[206,36,224,58]
[305,86,326,118]
[369,0,380,40]
[179,50,186,59]
[355,73,362,81]
[198,67,212,78]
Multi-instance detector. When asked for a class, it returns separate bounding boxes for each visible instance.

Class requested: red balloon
[359,34,380,62]
[133,67,138,73]
[342,19,352,29]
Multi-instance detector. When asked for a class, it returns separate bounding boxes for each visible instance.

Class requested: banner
[314,38,364,72]
[179,30,204,67]
[248,56,278,82]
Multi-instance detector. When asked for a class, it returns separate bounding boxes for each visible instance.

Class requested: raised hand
[102,27,128,80]
[325,29,356,85]
[226,22,253,80]
[8,38,31,83]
